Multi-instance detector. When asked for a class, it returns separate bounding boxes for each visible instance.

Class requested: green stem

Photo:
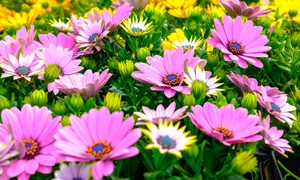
[277,160,300,180]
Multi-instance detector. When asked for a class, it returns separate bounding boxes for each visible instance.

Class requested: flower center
[132,27,142,32]
[216,126,232,140]
[87,142,111,160]
[16,66,30,76]
[270,102,281,113]
[89,33,98,42]
[163,73,181,86]
[157,135,176,149]
[22,139,39,159]
[228,41,243,55]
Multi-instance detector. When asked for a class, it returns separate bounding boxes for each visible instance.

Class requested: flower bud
[291,33,300,48]
[60,116,71,126]
[142,96,152,106]
[44,64,61,82]
[183,94,196,106]
[191,80,207,99]
[241,93,258,111]
[118,60,135,78]
[213,69,226,80]
[52,5,60,13]
[188,20,197,32]
[230,151,258,175]
[108,57,119,72]
[26,90,48,107]
[0,96,11,111]
[103,92,122,112]
[70,93,84,112]
[207,53,219,67]
[256,16,272,29]
[226,90,238,103]
[288,9,298,19]
[80,57,98,71]
[21,4,31,12]
[53,99,67,116]
[42,2,49,9]
[182,143,199,160]
[137,47,151,62]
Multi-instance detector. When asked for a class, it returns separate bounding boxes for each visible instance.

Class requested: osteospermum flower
[112,0,150,10]
[49,19,74,32]
[54,106,142,179]
[134,102,187,125]
[227,72,259,92]
[36,44,83,79]
[207,15,271,68]
[0,125,24,176]
[0,52,44,81]
[188,102,264,146]
[184,63,224,96]
[141,121,197,158]
[220,0,272,20]
[48,69,112,98]
[120,15,153,37]
[54,162,91,180]
[161,29,203,51]
[0,104,62,179]
[131,47,200,98]
[257,86,296,128]
[260,115,293,157]
[164,0,199,18]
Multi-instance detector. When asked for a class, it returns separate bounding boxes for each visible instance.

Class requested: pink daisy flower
[187,102,264,146]
[207,15,271,68]
[219,0,272,20]
[54,106,142,179]
[36,44,83,79]
[259,114,293,157]
[38,32,82,58]
[48,69,112,98]
[134,102,188,125]
[0,104,62,179]
[226,72,259,92]
[257,86,296,128]
[0,52,44,81]
[54,162,91,180]
[131,47,200,98]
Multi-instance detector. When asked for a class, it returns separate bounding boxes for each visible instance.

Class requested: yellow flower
[168,6,202,19]
[164,0,199,18]
[84,7,116,18]
[270,0,300,23]
[145,2,166,13]
[205,4,225,17]
[0,9,38,30]
[161,28,202,51]
[0,5,14,19]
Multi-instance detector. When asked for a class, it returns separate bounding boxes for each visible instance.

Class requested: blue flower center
[157,135,176,149]
[89,33,98,42]
[88,142,111,160]
[132,27,142,32]
[270,102,281,112]
[16,66,30,76]
[22,139,39,159]
[228,41,243,55]
[163,73,181,86]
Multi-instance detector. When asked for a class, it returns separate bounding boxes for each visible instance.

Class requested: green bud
[80,57,98,71]
[52,5,60,13]
[42,2,49,9]
[188,20,197,32]
[53,99,67,116]
[241,93,258,111]
[191,80,207,99]
[182,143,199,160]
[226,90,238,103]
[103,92,122,112]
[256,16,272,29]
[0,85,8,97]
[0,96,11,111]
[137,47,151,62]
[108,57,119,72]
[60,116,71,126]
[213,69,226,80]
[44,64,61,82]
[288,9,298,19]
[118,60,135,78]
[230,151,258,175]
[142,96,152,106]
[183,94,196,106]
[207,53,219,67]
[291,33,300,48]
[26,90,48,107]
[70,93,84,112]
[21,4,31,12]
